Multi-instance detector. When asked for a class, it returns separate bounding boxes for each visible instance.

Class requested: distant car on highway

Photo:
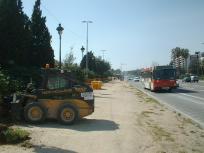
[190,75,199,82]
[133,77,140,82]
[182,77,191,82]
[128,77,133,80]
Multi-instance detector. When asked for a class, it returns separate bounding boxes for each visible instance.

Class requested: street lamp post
[81,46,85,60]
[82,20,93,78]
[56,23,64,69]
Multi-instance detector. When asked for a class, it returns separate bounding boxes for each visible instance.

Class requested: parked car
[182,77,191,82]
[190,75,199,82]
[133,77,140,82]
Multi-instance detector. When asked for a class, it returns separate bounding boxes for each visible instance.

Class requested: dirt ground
[1,80,204,153]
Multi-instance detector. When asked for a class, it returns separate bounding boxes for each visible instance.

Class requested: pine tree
[30,0,54,68]
[0,0,31,68]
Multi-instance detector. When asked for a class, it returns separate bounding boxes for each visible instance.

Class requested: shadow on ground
[150,88,198,94]
[22,119,119,132]
[172,88,198,93]
[33,144,77,153]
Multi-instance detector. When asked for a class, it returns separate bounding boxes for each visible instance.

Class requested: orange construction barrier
[91,81,103,90]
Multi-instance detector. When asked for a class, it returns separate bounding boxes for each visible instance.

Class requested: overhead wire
[41,2,85,42]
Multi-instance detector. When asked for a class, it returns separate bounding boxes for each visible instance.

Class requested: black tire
[168,88,172,92]
[57,104,78,125]
[24,102,46,124]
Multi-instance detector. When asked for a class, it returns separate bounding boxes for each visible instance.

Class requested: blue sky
[22,0,204,70]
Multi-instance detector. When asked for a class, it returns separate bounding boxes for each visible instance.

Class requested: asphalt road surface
[129,80,204,127]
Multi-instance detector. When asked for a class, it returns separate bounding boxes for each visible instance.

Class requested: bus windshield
[153,69,176,80]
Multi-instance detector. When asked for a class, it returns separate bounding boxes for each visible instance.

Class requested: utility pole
[101,50,106,61]
[82,21,93,78]
[195,52,200,75]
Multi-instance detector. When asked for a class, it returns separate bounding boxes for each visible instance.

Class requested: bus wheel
[24,102,46,124]
[168,88,172,92]
[58,104,78,125]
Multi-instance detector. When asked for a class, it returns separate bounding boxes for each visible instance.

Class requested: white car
[133,77,140,82]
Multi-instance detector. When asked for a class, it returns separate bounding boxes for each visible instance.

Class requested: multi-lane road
[129,80,204,127]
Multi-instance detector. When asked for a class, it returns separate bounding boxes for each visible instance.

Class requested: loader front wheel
[24,103,46,124]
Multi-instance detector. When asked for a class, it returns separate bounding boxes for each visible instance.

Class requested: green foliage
[80,51,111,78]
[0,0,55,94]
[171,47,189,58]
[0,127,30,144]
[0,68,25,98]
[0,69,9,96]
[0,0,54,68]
[63,50,85,81]
[0,0,31,68]
[171,47,190,76]
[30,0,54,68]
[63,49,76,70]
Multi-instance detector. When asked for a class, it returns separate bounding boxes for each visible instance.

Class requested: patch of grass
[192,148,203,153]
[183,118,193,125]
[0,127,30,144]
[150,125,174,142]
[141,110,157,117]
[190,130,196,134]
[145,97,161,105]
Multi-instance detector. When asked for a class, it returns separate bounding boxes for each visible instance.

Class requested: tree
[30,0,54,68]
[95,57,111,76]
[171,47,189,73]
[63,47,76,69]
[0,0,31,68]
[80,51,111,78]
[80,51,96,71]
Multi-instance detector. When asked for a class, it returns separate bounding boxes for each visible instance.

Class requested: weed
[150,125,174,142]
[141,110,157,117]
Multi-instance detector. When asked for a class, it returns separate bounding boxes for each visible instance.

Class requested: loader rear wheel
[24,103,46,124]
[58,104,78,125]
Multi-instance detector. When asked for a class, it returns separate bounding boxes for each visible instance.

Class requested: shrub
[0,127,30,144]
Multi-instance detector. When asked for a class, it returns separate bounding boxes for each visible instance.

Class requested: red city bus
[141,66,177,92]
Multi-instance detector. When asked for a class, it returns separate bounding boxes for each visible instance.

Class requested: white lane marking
[178,93,204,103]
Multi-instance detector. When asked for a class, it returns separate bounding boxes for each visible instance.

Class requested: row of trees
[0,0,54,70]
[63,50,112,80]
